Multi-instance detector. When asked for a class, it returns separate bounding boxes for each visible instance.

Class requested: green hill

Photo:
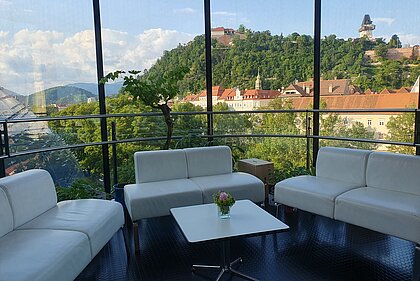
[26,86,95,107]
[143,30,420,95]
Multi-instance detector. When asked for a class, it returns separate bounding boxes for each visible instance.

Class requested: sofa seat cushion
[189,172,265,203]
[0,229,90,281]
[275,175,361,218]
[124,179,203,220]
[18,199,124,258]
[335,187,420,244]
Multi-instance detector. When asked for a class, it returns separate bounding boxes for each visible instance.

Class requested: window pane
[207,0,313,176]
[321,0,420,153]
[0,1,101,190]
[100,0,206,182]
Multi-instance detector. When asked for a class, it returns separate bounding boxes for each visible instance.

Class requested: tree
[375,44,389,59]
[101,67,188,150]
[386,112,415,154]
[388,34,402,48]
[238,24,246,33]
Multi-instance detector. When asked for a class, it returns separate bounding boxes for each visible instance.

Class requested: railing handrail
[0,107,417,124]
[0,108,418,161]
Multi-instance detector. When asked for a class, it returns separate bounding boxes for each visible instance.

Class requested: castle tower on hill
[359,14,375,40]
[255,70,262,90]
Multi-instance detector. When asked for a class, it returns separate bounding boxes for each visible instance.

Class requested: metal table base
[192,240,258,281]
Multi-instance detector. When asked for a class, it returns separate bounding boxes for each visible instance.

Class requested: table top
[170,200,289,243]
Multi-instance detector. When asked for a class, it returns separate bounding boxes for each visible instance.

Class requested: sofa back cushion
[185,146,232,178]
[316,146,371,186]
[135,149,188,183]
[0,169,57,228]
[0,188,13,238]
[367,152,420,195]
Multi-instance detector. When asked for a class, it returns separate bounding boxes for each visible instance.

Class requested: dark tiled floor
[76,205,416,281]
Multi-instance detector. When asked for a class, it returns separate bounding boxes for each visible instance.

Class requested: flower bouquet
[213,191,235,219]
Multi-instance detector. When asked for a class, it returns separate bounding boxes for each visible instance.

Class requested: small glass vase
[218,205,231,219]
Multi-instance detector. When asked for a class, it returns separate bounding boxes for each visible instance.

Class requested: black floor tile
[76,205,415,281]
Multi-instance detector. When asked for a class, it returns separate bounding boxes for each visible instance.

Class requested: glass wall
[1,0,419,194]
[321,0,420,153]
[0,1,101,193]
[100,0,206,183]
[203,0,314,177]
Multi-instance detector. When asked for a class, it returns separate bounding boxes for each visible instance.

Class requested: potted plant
[213,191,235,219]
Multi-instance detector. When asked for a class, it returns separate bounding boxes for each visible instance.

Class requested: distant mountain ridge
[25,86,95,107]
[67,82,123,96]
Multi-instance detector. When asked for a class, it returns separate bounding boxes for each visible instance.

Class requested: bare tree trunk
[159,104,173,150]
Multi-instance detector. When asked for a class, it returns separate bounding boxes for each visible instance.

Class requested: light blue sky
[0,0,419,94]
[2,0,419,42]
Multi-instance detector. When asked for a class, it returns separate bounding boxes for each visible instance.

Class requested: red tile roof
[290,92,419,110]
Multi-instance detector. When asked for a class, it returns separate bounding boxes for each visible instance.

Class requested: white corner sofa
[274,146,420,280]
[124,145,265,251]
[0,169,125,281]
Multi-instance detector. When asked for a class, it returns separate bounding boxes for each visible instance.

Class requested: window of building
[367,119,372,126]
[379,119,385,126]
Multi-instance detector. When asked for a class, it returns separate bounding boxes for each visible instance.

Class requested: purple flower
[219,191,228,201]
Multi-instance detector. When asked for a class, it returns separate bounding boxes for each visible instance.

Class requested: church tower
[255,69,262,90]
[359,14,375,40]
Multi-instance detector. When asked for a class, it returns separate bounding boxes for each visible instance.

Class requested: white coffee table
[170,200,289,281]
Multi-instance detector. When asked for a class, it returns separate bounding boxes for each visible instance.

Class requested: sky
[0,0,419,95]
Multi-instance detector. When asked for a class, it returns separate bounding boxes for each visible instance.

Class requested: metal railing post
[0,121,7,178]
[111,121,118,186]
[415,110,420,155]
[305,112,311,171]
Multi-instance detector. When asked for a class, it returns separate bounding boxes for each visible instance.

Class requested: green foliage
[320,113,377,150]
[388,34,402,49]
[101,67,188,149]
[375,44,389,59]
[56,178,106,202]
[213,103,252,135]
[386,112,416,154]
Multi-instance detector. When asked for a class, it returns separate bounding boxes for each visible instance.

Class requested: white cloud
[0,0,12,9]
[398,34,420,46]
[212,11,237,17]
[0,31,8,39]
[0,28,194,94]
[174,8,196,14]
[372,17,395,26]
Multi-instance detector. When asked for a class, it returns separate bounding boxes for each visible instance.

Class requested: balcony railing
[0,108,417,191]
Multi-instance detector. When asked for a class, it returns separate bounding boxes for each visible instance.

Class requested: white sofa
[0,169,125,281]
[274,147,420,280]
[124,145,265,251]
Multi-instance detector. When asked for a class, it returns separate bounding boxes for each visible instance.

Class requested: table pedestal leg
[192,240,258,281]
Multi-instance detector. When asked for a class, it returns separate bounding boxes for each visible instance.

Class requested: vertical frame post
[0,121,7,178]
[93,0,111,193]
[313,0,321,168]
[204,0,214,143]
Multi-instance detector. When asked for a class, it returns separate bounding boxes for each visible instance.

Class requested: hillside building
[210,27,246,46]
[365,45,420,61]
[183,76,420,148]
